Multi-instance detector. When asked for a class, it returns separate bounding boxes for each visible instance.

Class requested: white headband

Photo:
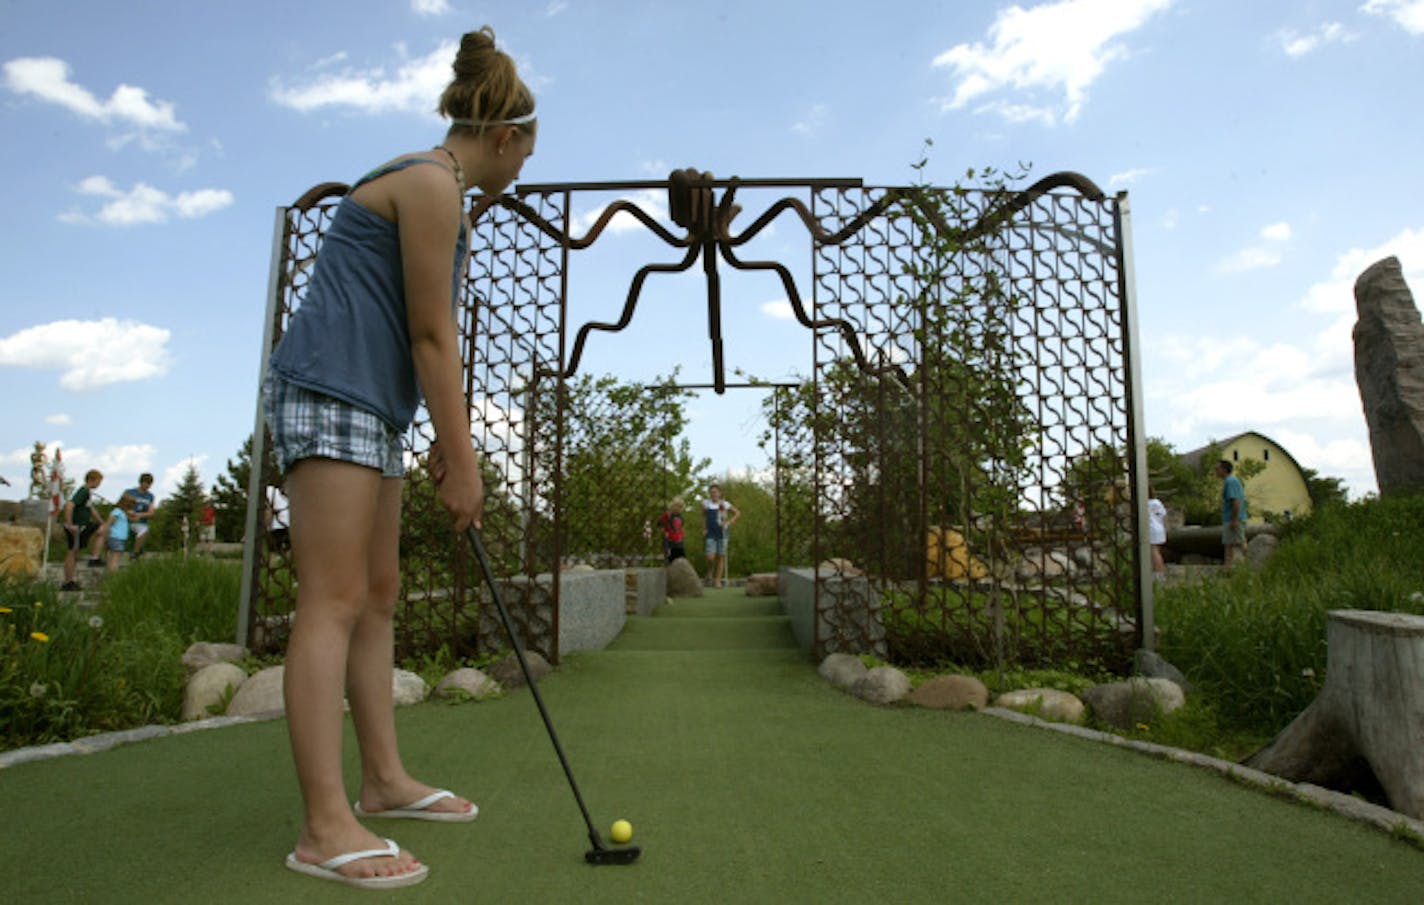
[450,111,537,127]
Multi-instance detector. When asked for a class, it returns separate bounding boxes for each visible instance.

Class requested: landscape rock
[392,669,429,707]
[744,573,778,597]
[1247,533,1279,566]
[853,665,911,705]
[181,642,249,674]
[907,675,988,711]
[818,558,863,576]
[1081,677,1186,729]
[1134,649,1192,691]
[1015,548,1074,582]
[488,651,552,689]
[666,556,704,597]
[817,653,868,690]
[226,665,285,717]
[993,688,1085,724]
[434,667,502,700]
[182,662,248,721]
[1354,255,1424,496]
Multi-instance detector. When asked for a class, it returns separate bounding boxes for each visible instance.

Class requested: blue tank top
[268,158,469,431]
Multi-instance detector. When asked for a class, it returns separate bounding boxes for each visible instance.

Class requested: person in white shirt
[1148,486,1167,578]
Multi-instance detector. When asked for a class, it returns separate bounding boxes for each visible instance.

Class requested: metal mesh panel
[247,173,1139,676]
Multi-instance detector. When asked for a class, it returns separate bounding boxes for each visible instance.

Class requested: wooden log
[1245,610,1424,819]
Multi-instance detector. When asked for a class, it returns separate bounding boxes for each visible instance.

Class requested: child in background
[104,493,138,572]
[657,497,686,563]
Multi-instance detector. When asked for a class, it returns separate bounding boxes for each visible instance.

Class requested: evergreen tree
[211,435,277,543]
[149,463,208,551]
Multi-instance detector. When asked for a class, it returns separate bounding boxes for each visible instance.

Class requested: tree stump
[1245,610,1424,819]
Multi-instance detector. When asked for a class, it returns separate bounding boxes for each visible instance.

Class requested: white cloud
[1298,225,1424,314]
[546,1,570,15]
[1362,0,1424,35]
[45,413,71,426]
[761,299,795,320]
[1216,220,1293,273]
[160,455,208,498]
[1148,332,1372,491]
[0,318,173,390]
[1260,221,1292,242]
[1276,22,1355,56]
[1160,208,1179,230]
[63,176,233,226]
[270,41,456,115]
[2,56,186,132]
[1109,167,1151,187]
[932,0,1174,125]
[411,0,450,15]
[571,189,669,236]
[792,103,828,136]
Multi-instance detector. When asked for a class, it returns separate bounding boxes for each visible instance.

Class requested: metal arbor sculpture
[241,168,1150,673]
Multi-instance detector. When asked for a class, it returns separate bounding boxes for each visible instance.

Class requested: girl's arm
[397,164,483,530]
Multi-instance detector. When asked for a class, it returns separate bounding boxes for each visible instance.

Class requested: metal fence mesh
[247,174,1140,675]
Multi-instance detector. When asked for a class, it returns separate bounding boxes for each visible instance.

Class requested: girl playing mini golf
[263,27,536,890]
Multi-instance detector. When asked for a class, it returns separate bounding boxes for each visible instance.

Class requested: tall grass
[1155,494,1424,735]
[0,557,240,750]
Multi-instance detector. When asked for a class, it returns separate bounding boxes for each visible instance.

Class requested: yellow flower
[0,606,12,614]
[1135,722,1150,732]
[31,631,50,643]
[34,601,43,609]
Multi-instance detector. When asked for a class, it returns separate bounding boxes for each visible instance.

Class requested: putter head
[585,844,641,865]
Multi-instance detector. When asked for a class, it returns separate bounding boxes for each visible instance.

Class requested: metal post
[1115,193,1154,652]
[237,207,288,647]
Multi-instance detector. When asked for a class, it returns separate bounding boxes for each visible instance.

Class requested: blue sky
[2,0,1422,505]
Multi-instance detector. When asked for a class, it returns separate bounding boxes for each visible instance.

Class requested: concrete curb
[979,706,1424,843]
[0,712,283,771]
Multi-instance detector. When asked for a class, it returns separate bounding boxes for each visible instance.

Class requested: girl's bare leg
[283,458,422,881]
[349,476,473,816]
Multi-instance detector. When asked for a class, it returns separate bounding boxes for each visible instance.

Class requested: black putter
[464,525,642,866]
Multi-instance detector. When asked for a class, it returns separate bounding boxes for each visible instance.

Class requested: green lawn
[3,588,1422,903]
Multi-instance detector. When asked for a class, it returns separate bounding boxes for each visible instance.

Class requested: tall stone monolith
[1353,256,1424,496]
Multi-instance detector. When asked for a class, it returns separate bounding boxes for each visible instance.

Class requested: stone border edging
[0,712,286,770]
[979,706,1424,843]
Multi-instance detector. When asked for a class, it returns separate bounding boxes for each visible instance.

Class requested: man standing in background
[1216,459,1248,566]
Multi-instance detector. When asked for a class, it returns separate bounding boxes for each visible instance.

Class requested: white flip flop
[284,837,428,889]
[354,789,479,823]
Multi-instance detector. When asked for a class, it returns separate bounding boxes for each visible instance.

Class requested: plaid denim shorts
[263,373,405,477]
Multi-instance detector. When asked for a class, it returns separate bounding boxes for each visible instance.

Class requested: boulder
[1247,533,1279,566]
[434,667,502,700]
[183,662,247,721]
[1134,649,1192,691]
[853,665,911,705]
[1354,255,1424,496]
[666,556,704,597]
[1015,548,1074,582]
[817,652,868,690]
[392,669,428,707]
[488,650,552,689]
[818,558,863,576]
[907,675,988,711]
[0,524,44,578]
[744,573,778,597]
[993,687,1085,724]
[1081,677,1186,729]
[226,665,285,717]
[181,642,249,674]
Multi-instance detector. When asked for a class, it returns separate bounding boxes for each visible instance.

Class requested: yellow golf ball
[610,819,633,844]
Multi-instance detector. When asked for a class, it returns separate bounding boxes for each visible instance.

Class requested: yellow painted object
[926,526,986,581]
[0,524,45,578]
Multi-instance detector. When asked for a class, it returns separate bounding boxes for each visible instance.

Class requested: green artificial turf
[3,587,1422,903]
